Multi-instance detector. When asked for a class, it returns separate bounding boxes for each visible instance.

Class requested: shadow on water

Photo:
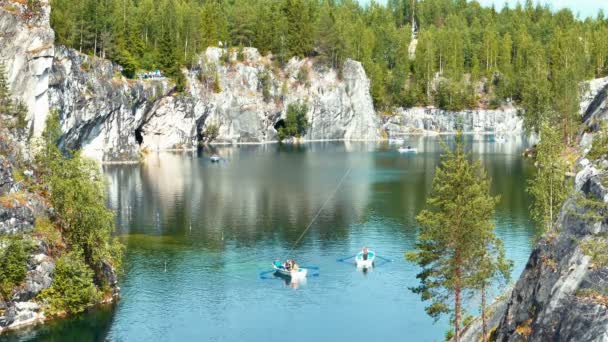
[1,304,115,342]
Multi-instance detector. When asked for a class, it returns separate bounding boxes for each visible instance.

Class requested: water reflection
[3,136,537,342]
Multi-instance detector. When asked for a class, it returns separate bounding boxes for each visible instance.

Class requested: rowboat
[273,264,308,278]
[210,155,221,162]
[355,250,375,268]
[398,147,417,154]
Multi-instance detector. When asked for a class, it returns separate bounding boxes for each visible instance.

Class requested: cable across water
[283,166,353,260]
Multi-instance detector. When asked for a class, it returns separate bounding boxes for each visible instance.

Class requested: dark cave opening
[135,128,144,145]
[274,119,286,131]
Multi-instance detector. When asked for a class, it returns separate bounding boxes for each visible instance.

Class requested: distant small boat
[398,146,417,154]
[495,135,507,144]
[210,155,221,162]
[355,250,375,268]
[273,264,308,278]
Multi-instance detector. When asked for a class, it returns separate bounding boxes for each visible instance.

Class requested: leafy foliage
[278,102,308,141]
[527,122,570,233]
[0,236,32,302]
[35,112,123,279]
[580,239,608,269]
[40,250,100,315]
[48,0,608,137]
[202,124,220,143]
[588,122,608,160]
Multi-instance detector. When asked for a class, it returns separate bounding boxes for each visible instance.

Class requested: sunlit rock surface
[0,1,54,137]
[384,105,523,136]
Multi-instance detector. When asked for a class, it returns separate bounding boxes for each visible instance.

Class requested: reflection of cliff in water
[365,135,535,235]
[104,143,374,248]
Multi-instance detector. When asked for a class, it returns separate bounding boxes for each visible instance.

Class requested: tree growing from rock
[470,236,511,342]
[0,236,31,304]
[278,102,309,141]
[407,132,502,342]
[0,63,12,114]
[527,122,570,233]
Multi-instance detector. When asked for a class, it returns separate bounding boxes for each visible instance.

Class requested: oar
[336,254,358,262]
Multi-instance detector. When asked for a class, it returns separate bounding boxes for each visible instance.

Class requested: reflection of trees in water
[366,135,534,236]
[104,145,373,249]
[103,138,535,252]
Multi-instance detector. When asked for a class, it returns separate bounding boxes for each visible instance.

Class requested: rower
[362,247,369,261]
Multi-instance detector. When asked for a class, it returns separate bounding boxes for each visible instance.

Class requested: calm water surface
[3,136,537,342]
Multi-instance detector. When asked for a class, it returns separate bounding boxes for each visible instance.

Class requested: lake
[2,135,538,342]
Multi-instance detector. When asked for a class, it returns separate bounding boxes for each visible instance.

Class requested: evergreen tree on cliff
[0,63,12,113]
[527,122,569,233]
[407,132,501,342]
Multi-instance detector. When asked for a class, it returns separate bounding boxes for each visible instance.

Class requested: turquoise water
[2,136,537,342]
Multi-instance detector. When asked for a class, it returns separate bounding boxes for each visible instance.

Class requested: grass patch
[33,216,64,256]
[576,288,608,306]
[0,191,28,208]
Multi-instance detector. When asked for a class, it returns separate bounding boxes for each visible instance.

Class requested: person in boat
[292,259,299,271]
[362,246,369,260]
[284,259,292,271]
[407,145,412,149]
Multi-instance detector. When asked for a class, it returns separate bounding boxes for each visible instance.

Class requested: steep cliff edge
[51,46,382,162]
[461,82,608,341]
[0,0,54,138]
[383,105,522,136]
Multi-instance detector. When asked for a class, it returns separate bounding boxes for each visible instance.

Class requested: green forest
[50,0,608,142]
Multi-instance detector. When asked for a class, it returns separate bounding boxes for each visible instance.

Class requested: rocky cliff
[461,81,608,342]
[49,46,381,162]
[0,0,54,138]
[383,105,523,136]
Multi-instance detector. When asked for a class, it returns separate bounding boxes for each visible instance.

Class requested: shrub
[203,124,219,142]
[213,71,222,93]
[237,46,245,62]
[0,236,31,302]
[580,239,608,268]
[258,69,272,102]
[588,122,608,160]
[36,113,122,277]
[34,216,64,256]
[297,64,310,87]
[278,102,309,141]
[40,251,100,315]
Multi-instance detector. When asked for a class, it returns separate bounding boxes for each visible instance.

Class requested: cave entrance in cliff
[274,119,286,131]
[135,128,144,145]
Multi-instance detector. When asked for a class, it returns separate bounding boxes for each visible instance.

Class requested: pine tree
[527,122,570,233]
[470,237,511,342]
[407,132,500,342]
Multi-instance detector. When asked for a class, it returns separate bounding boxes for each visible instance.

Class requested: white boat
[494,135,507,144]
[355,250,375,268]
[273,264,308,278]
[398,147,417,154]
[210,155,221,162]
[389,138,405,144]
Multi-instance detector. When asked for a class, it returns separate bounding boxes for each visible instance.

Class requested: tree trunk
[454,263,462,342]
[481,284,487,342]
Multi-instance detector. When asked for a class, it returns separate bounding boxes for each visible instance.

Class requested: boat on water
[273,264,308,278]
[398,146,417,154]
[494,135,507,143]
[210,155,221,162]
[355,250,375,268]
